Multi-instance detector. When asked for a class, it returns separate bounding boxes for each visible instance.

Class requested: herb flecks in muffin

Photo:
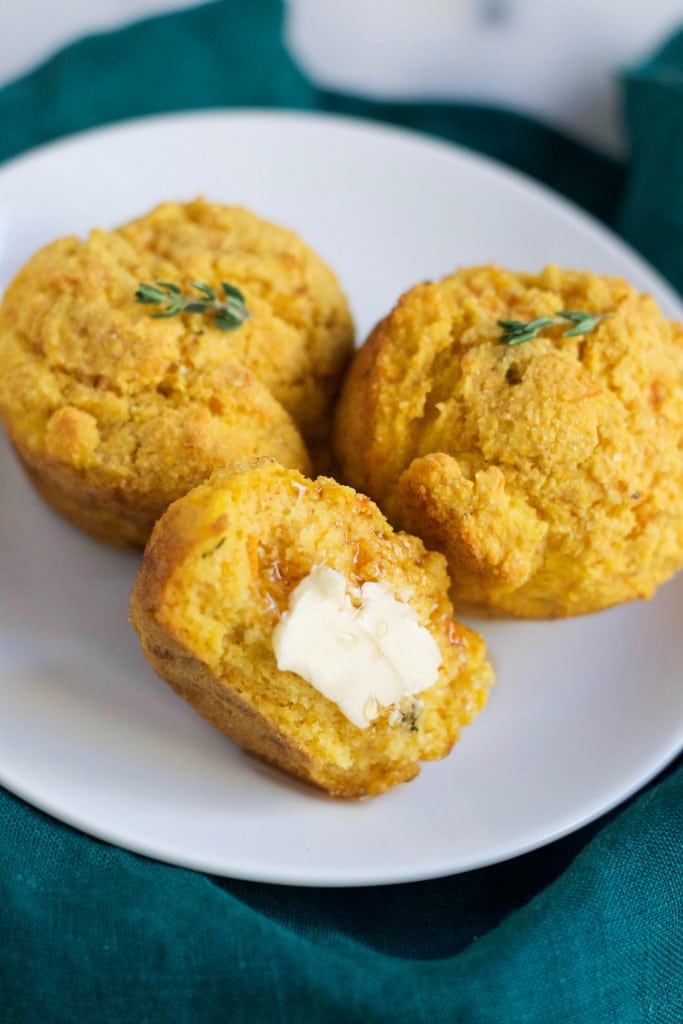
[201,537,227,559]
[135,280,250,331]
[498,310,611,346]
[389,698,424,733]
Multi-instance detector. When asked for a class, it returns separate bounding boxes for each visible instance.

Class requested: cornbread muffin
[129,460,493,797]
[0,199,353,546]
[334,264,683,618]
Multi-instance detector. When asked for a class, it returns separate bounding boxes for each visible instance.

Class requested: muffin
[334,264,683,618]
[0,199,354,547]
[129,459,493,797]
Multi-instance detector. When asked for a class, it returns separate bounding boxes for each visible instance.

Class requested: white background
[0,0,681,155]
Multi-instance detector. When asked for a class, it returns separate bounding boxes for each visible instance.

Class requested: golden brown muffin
[129,459,493,798]
[0,199,354,546]
[334,264,683,618]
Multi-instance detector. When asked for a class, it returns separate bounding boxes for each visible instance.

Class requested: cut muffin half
[129,459,493,797]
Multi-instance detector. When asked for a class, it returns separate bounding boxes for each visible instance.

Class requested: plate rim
[0,718,679,887]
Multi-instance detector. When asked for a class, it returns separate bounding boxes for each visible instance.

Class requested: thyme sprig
[498,310,611,346]
[135,280,250,331]
[497,316,557,346]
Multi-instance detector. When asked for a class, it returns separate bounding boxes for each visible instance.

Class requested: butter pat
[272,566,442,729]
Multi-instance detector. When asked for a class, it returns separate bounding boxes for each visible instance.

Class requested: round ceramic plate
[0,111,681,887]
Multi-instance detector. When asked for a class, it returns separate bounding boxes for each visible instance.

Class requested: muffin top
[0,199,354,488]
[334,264,683,616]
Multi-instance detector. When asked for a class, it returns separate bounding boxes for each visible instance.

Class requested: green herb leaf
[498,309,611,346]
[191,282,217,302]
[135,279,250,331]
[556,310,612,337]
[135,283,168,304]
[155,281,182,295]
[498,317,558,345]
[222,282,246,303]
[183,302,212,314]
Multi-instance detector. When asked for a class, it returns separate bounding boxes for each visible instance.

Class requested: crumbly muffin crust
[334,265,683,617]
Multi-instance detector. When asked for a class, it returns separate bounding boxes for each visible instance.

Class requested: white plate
[0,110,682,887]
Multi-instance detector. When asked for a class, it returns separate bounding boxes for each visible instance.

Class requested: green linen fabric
[0,2,681,1021]
[621,29,683,293]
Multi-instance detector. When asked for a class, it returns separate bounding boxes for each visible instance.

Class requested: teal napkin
[1,2,681,1021]
[620,29,683,292]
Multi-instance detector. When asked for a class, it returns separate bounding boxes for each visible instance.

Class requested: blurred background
[0,0,681,156]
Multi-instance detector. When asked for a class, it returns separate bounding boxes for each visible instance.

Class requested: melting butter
[272,566,442,729]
